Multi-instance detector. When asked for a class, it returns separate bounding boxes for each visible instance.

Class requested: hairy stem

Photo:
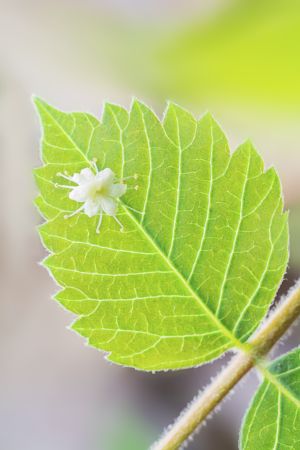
[152,283,300,450]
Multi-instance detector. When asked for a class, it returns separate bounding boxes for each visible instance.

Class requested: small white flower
[56,162,131,233]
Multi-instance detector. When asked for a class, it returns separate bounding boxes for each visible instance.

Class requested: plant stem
[152,283,300,450]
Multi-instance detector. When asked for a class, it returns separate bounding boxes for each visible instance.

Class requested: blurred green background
[0,1,299,449]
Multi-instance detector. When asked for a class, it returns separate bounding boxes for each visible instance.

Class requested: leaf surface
[240,347,300,450]
[34,98,288,370]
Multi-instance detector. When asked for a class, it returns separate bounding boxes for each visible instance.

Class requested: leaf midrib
[116,104,245,349]
[259,364,300,409]
[121,200,244,350]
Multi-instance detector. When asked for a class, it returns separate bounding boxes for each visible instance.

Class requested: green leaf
[240,347,300,450]
[34,98,288,370]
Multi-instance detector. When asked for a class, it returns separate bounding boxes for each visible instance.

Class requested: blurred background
[1,0,300,449]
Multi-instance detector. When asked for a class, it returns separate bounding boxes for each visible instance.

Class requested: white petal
[71,173,81,184]
[109,183,127,198]
[69,186,88,202]
[83,199,101,217]
[72,168,94,185]
[100,197,117,216]
[97,168,115,186]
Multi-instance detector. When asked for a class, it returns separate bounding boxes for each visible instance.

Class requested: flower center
[88,180,109,200]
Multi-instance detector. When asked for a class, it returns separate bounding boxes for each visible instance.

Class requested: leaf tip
[168,100,197,116]
[69,318,81,334]
[165,99,180,110]
[200,111,221,128]
[131,97,157,115]
[244,137,255,148]
[32,95,46,110]
[131,97,144,110]
[202,111,214,121]
[32,96,61,119]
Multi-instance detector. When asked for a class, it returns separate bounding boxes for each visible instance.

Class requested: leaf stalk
[152,283,300,450]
